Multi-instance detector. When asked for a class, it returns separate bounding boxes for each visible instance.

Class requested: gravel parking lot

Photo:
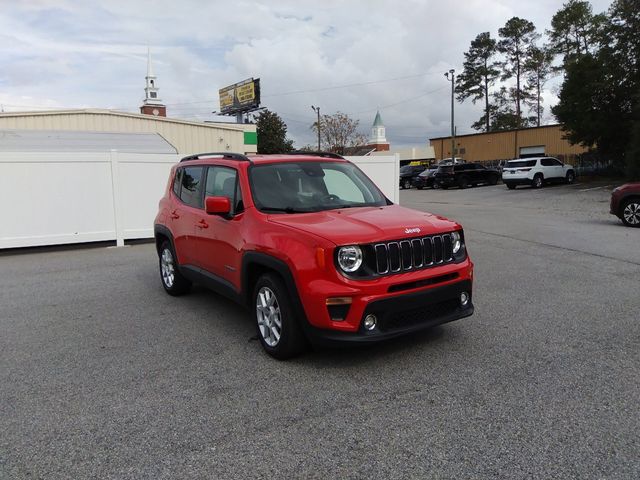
[1,180,639,479]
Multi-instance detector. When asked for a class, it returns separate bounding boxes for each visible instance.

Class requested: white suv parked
[502,157,576,190]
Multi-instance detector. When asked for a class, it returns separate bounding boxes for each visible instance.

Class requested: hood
[268,204,460,245]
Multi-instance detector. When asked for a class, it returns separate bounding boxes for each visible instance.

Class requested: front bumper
[304,280,473,346]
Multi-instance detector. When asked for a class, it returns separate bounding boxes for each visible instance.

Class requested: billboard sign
[218,78,261,114]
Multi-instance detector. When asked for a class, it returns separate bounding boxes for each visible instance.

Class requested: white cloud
[0,0,615,147]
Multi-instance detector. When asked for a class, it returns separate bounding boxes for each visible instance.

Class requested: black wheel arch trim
[154,224,176,255]
[241,251,310,328]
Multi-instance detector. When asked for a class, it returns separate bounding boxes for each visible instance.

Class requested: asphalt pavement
[1,180,639,479]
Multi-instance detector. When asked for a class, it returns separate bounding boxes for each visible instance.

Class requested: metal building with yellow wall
[430,124,588,163]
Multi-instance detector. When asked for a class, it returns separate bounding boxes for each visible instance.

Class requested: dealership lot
[1,181,639,478]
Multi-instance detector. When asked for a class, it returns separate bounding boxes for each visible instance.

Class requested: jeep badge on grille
[404,227,421,234]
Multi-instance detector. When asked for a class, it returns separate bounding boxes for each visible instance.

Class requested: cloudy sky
[0,0,613,148]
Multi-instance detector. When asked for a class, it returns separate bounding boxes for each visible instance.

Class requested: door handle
[196,220,209,229]
[170,210,180,219]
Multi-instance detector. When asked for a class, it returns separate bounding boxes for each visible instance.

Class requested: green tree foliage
[553,0,640,175]
[486,86,536,131]
[524,46,554,126]
[498,17,539,128]
[255,109,294,154]
[310,112,367,155]
[455,32,500,132]
[546,0,605,66]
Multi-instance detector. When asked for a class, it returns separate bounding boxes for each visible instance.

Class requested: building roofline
[429,123,565,141]
[0,108,252,132]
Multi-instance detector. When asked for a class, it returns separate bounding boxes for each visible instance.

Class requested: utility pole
[444,69,455,160]
[311,105,321,151]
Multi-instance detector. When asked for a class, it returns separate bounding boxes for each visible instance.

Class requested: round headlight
[337,246,363,273]
[451,231,462,254]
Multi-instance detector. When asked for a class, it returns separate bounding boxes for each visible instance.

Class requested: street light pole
[444,69,455,160]
[311,105,321,151]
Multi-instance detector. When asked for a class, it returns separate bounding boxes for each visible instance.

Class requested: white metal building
[0,109,258,155]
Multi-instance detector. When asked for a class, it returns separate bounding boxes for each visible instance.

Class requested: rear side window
[507,160,537,168]
[179,167,204,208]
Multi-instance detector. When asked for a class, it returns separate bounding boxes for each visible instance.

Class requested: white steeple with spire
[370,110,387,144]
[143,47,162,106]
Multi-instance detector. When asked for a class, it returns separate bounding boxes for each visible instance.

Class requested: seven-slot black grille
[373,234,454,275]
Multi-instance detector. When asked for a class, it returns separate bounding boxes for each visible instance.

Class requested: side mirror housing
[205,196,231,215]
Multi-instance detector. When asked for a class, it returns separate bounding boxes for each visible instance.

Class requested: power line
[263,71,441,98]
[153,71,441,107]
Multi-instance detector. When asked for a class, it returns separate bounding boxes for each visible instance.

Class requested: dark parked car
[434,163,500,189]
[412,166,438,189]
[399,164,427,189]
[610,182,640,227]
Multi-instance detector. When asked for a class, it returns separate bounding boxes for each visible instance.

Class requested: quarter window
[172,168,182,196]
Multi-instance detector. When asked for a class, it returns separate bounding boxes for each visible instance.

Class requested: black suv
[434,163,500,189]
[399,164,427,189]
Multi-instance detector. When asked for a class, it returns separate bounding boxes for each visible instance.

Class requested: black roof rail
[180,152,252,163]
[288,151,345,160]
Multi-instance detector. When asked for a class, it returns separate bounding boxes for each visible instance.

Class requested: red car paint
[154,154,474,341]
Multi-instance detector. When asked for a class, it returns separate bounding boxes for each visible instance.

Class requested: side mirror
[205,196,231,215]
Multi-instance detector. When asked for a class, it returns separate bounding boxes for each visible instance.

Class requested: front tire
[506,183,516,190]
[458,176,469,189]
[565,171,575,184]
[159,241,191,296]
[253,274,306,359]
[403,179,412,190]
[620,199,640,227]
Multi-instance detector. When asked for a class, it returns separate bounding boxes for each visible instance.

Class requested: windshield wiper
[261,206,308,214]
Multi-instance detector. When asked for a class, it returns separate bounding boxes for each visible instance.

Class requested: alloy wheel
[533,176,543,188]
[256,287,282,347]
[623,202,640,225]
[160,248,175,288]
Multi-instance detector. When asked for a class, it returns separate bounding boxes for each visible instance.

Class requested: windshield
[506,159,537,168]
[250,161,388,213]
[399,165,413,174]
[419,168,437,177]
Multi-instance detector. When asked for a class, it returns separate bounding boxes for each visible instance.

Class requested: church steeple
[365,110,390,152]
[140,47,166,117]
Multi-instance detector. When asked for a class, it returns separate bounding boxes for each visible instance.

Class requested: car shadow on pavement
[167,283,461,365]
[300,325,455,366]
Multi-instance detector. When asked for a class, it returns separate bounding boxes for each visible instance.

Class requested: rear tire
[458,176,469,189]
[159,241,191,296]
[489,175,498,186]
[403,179,412,189]
[253,274,306,359]
[620,199,640,227]
[506,183,516,190]
[532,174,544,189]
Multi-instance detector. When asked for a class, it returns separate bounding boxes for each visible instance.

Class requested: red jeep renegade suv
[154,152,474,358]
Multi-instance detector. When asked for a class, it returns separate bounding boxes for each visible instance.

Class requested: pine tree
[455,32,500,132]
[498,17,539,128]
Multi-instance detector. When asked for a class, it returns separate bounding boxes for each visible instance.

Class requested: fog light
[460,291,470,306]
[363,314,377,331]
